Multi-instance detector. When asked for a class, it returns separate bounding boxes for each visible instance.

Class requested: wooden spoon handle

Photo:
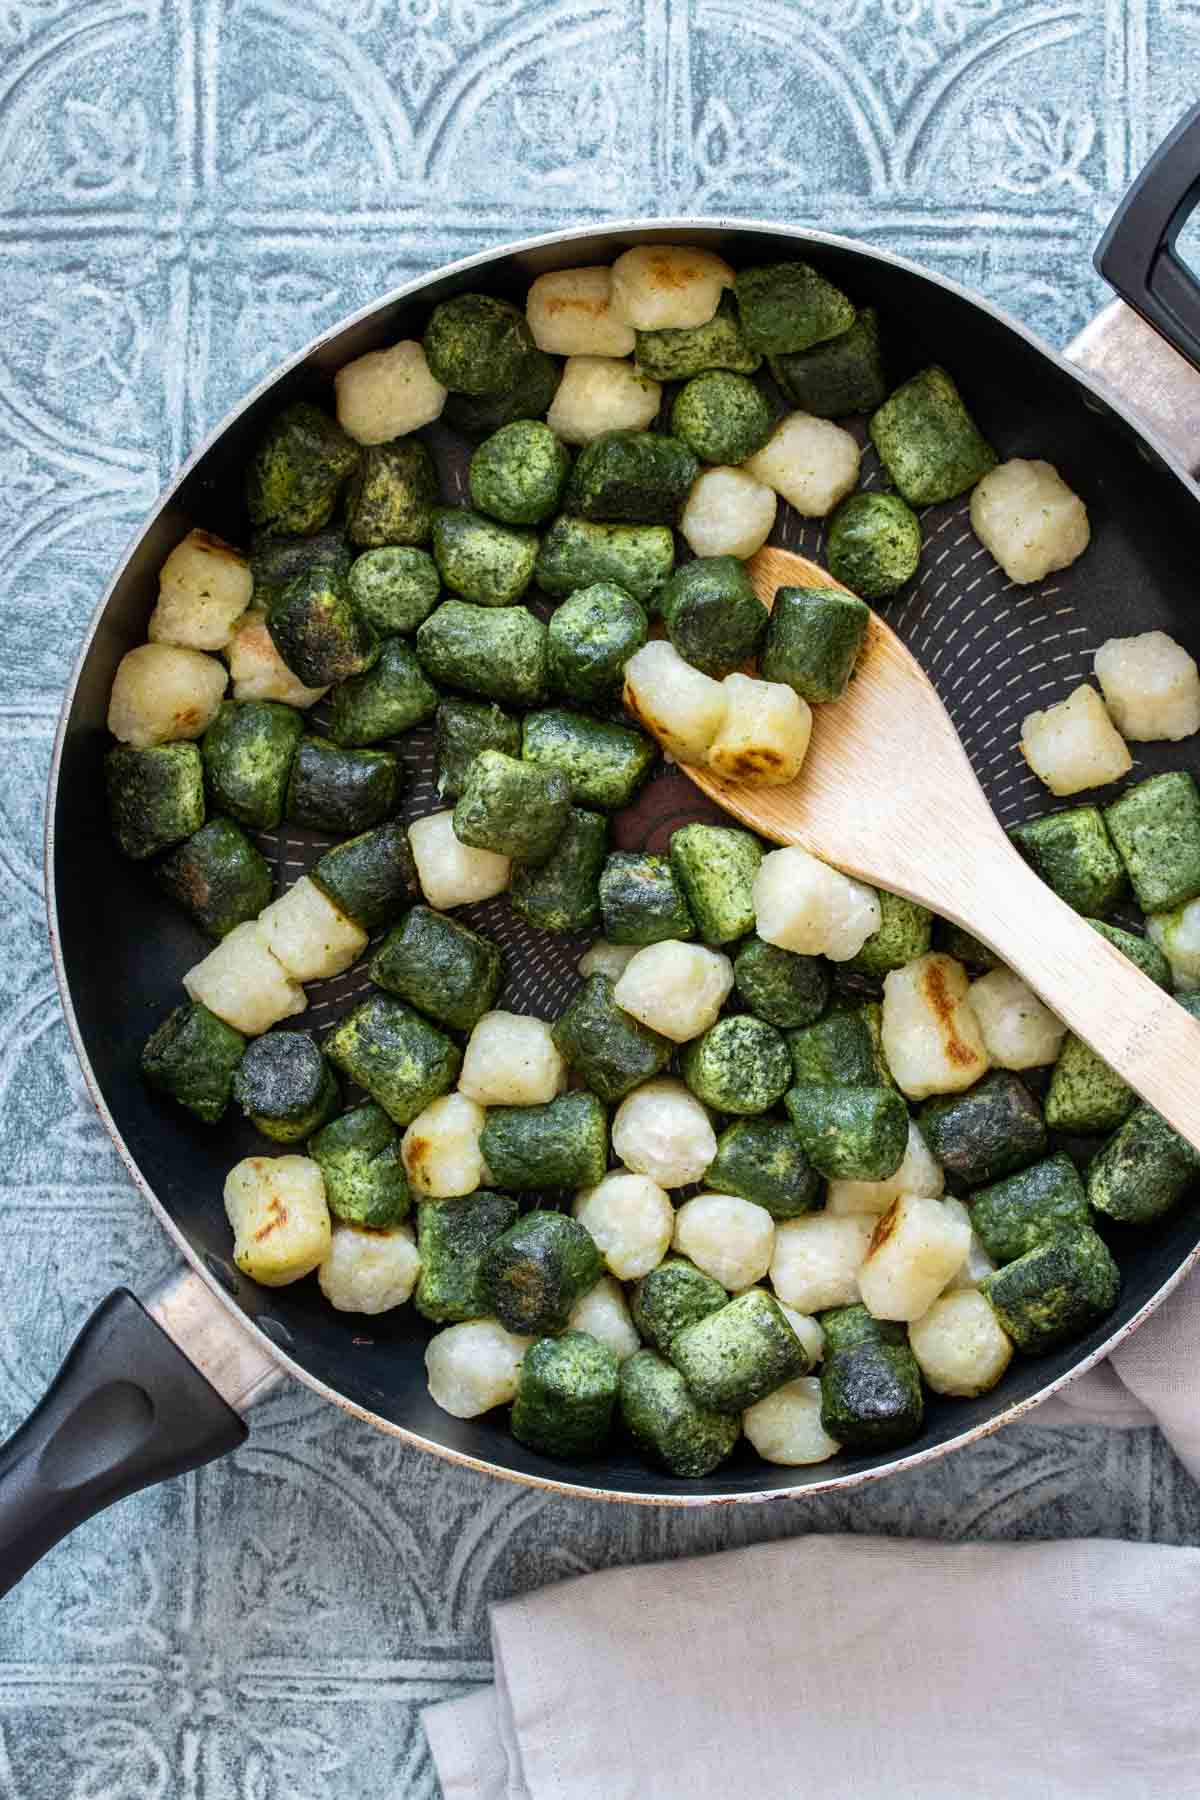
[952,844,1200,1149]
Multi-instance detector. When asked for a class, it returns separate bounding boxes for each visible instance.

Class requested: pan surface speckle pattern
[7,1,1200,1794]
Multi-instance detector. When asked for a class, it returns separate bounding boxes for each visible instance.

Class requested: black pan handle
[0,1288,246,1597]
[1096,102,1200,372]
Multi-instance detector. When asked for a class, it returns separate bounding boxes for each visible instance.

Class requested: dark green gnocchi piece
[522,707,657,812]
[285,737,401,834]
[442,346,561,440]
[769,307,888,417]
[329,637,439,746]
[633,295,762,381]
[415,1189,520,1322]
[251,529,351,608]
[761,585,870,704]
[669,822,762,945]
[434,697,523,799]
[630,1258,727,1354]
[1087,919,1171,988]
[870,366,997,506]
[511,1330,619,1458]
[552,974,673,1103]
[246,401,360,537]
[918,1071,1046,1187]
[618,1349,740,1478]
[546,584,648,705]
[784,1083,908,1181]
[345,440,438,549]
[1086,1104,1200,1225]
[509,806,608,934]
[599,851,694,947]
[970,1152,1089,1266]
[370,905,501,1033]
[232,1029,339,1142]
[201,699,304,830]
[347,546,441,635]
[416,601,548,705]
[155,816,273,940]
[825,492,922,601]
[1104,772,1200,914]
[141,1000,246,1124]
[681,1015,792,1115]
[267,563,380,688]
[431,507,539,607]
[308,1102,411,1227]
[787,1001,889,1087]
[733,937,828,1029]
[309,820,420,932]
[671,372,774,465]
[982,1227,1119,1354]
[565,431,699,525]
[1009,807,1126,916]
[1044,1033,1136,1135]
[324,994,461,1126]
[819,1307,923,1450]
[469,419,570,526]
[482,1209,604,1335]
[480,1091,609,1192]
[658,554,767,678]
[423,293,535,396]
[534,516,675,605]
[846,892,934,978]
[453,748,571,865]
[706,1117,820,1219]
[734,261,855,355]
[107,743,205,861]
[935,920,1002,970]
[670,1287,808,1413]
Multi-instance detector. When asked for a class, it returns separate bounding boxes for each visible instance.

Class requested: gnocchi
[318,1221,421,1313]
[679,466,777,560]
[224,1154,330,1286]
[613,940,734,1042]
[148,530,253,652]
[1094,630,1200,744]
[610,1078,717,1188]
[1019,685,1132,797]
[753,846,880,962]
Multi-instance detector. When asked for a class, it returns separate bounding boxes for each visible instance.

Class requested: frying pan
[7,106,1200,1594]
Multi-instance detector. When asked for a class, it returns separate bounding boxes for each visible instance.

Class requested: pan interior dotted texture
[54,227,1200,1497]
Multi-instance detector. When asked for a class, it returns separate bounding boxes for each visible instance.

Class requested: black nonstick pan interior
[50,222,1200,1501]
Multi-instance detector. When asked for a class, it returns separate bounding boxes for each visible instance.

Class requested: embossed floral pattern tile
[3,0,1200,1792]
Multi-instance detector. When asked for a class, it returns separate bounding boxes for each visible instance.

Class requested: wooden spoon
[683,545,1200,1150]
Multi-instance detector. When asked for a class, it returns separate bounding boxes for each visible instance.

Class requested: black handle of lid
[0,1288,246,1597]
[1096,102,1200,373]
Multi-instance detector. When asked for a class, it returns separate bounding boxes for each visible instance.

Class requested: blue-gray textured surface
[3,1,1200,1794]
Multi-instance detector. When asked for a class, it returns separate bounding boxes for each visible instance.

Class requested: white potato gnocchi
[184,920,306,1035]
[968,968,1064,1069]
[742,1376,840,1466]
[526,266,635,357]
[857,1194,971,1323]
[401,1092,487,1198]
[334,339,446,444]
[1147,899,1200,990]
[707,673,812,788]
[773,1301,825,1368]
[1094,630,1200,743]
[908,1288,1013,1396]
[424,1319,530,1419]
[610,244,733,331]
[679,465,777,559]
[1019,684,1131,797]
[753,846,880,962]
[408,810,511,909]
[769,1214,873,1314]
[573,1171,674,1280]
[148,530,253,652]
[107,642,228,748]
[938,1197,996,1293]
[743,412,860,517]
[226,608,329,707]
[673,1192,775,1291]
[881,952,989,1100]
[969,458,1089,585]
[458,1010,566,1106]
[224,1154,330,1286]
[826,1120,944,1216]
[578,940,639,982]
[611,1078,717,1188]
[318,1221,420,1314]
[613,939,733,1042]
[258,876,368,982]
[546,355,662,445]
[567,1276,641,1363]
[623,639,728,766]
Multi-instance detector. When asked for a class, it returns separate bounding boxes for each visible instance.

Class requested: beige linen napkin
[423,1269,1200,1800]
